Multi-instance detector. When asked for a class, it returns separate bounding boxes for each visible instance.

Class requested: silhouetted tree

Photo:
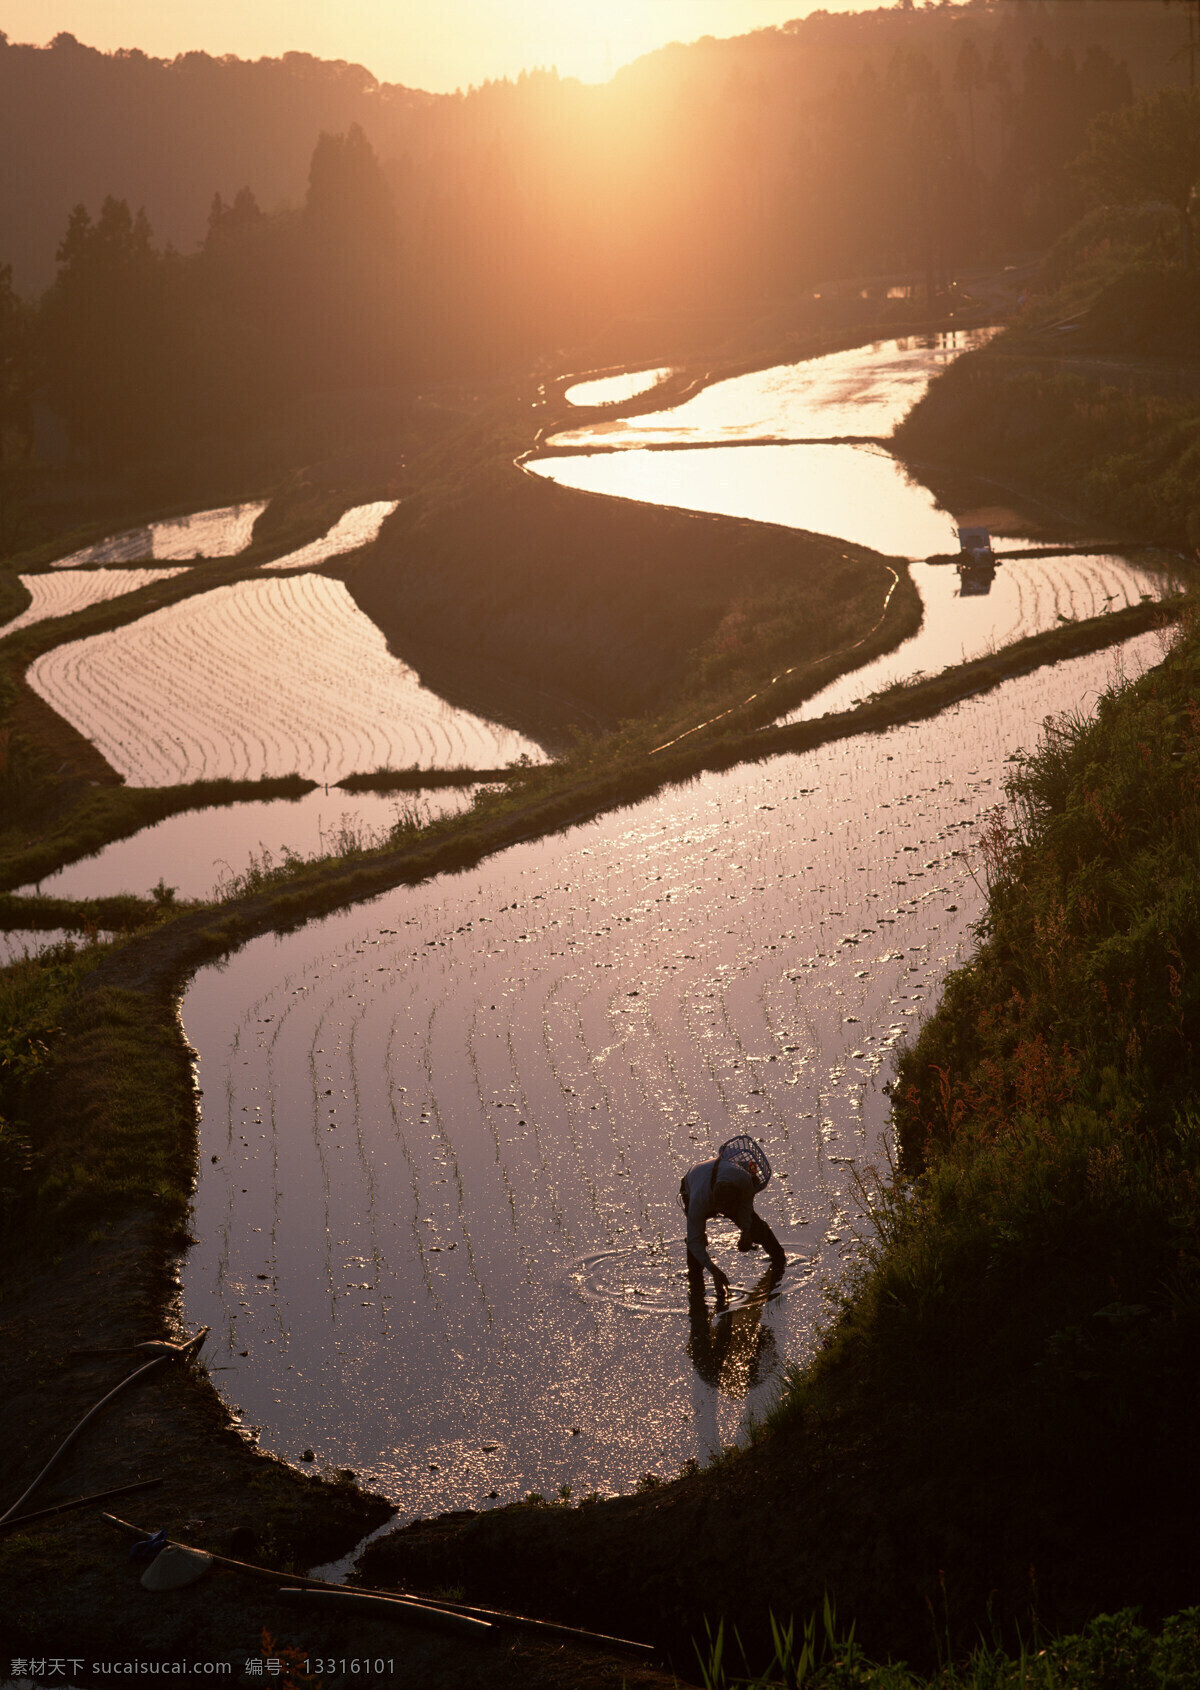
[0,262,32,458]
[39,197,193,466]
[302,123,407,383]
[1072,86,1200,267]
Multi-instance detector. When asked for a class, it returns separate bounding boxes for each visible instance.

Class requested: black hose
[0,1328,207,1527]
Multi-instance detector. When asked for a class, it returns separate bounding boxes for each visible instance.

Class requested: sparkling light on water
[182,633,1163,1515]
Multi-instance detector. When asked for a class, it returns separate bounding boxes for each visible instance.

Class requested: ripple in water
[181,631,1164,1516]
[572,1237,813,1317]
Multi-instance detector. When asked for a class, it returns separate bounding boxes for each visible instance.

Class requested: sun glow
[3,1,874,92]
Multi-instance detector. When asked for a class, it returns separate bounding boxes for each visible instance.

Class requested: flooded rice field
[26,573,545,786]
[182,631,1162,1515]
[1,567,188,635]
[51,502,266,567]
[563,368,674,407]
[259,501,399,571]
[789,550,1178,721]
[537,440,981,559]
[23,785,488,903]
[546,332,994,449]
[533,329,1180,692]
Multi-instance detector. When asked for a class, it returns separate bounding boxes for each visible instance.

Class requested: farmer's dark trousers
[687,1212,786,1291]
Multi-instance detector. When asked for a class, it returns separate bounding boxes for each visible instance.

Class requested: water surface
[563,368,674,408]
[182,633,1161,1515]
[259,502,399,571]
[27,573,545,786]
[534,441,964,559]
[789,551,1175,720]
[52,502,266,567]
[547,333,994,449]
[23,787,487,903]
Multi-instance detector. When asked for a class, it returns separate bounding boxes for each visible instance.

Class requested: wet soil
[0,1092,678,1687]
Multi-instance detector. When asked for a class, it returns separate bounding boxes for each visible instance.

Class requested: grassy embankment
[895,219,1200,548]
[9,283,1196,1669]
[0,316,943,901]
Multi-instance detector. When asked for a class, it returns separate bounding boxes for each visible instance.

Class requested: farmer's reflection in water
[688,1267,781,1394]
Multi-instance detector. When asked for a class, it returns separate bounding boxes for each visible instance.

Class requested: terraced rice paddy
[788,549,1178,720]
[51,502,266,567]
[563,368,674,407]
[182,630,1163,1516]
[259,501,399,571]
[24,786,489,903]
[534,330,1179,693]
[547,333,993,448]
[536,439,965,558]
[26,573,545,785]
[1,568,188,636]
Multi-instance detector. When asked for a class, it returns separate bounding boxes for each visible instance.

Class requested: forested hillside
[0,0,1172,299]
[1,0,1196,549]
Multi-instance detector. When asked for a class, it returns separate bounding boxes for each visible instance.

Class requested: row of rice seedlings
[26,573,544,786]
[1,567,188,636]
[787,552,1170,724]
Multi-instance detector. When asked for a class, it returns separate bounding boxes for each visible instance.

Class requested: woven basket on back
[717,1134,771,1192]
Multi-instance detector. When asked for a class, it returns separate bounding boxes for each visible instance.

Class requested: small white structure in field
[954,526,997,597]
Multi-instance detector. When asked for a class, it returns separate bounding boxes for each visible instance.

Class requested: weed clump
[765,615,1200,1639]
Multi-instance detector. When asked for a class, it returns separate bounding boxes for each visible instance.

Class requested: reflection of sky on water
[182,632,1162,1517]
[534,440,962,558]
[548,332,995,448]
[51,502,266,567]
[258,501,399,571]
[564,368,673,407]
[20,787,486,903]
[27,574,545,786]
[2,568,188,636]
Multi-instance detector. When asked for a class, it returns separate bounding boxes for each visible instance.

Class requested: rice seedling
[1,567,189,636]
[25,573,545,785]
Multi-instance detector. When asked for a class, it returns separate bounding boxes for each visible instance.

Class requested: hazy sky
[3,1,886,92]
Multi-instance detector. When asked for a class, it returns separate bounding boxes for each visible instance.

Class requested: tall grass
[693,1601,1200,1689]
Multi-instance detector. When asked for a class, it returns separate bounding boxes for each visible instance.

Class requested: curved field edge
[1,320,948,880]
[350,613,1200,1670]
[0,590,1185,1673]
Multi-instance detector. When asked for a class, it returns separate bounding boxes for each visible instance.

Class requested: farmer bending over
[680,1135,786,1302]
